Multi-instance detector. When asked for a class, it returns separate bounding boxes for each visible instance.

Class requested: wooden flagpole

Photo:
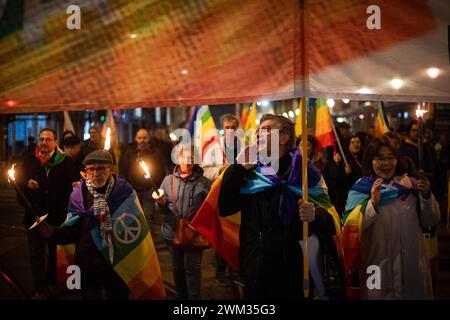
[300,98,309,298]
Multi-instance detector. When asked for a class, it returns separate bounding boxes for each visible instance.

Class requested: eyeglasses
[85,166,110,174]
[257,126,285,135]
[373,156,397,163]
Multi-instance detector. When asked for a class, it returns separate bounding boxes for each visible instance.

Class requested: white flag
[63,111,75,133]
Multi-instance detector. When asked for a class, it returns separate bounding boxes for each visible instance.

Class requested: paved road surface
[1,184,449,299]
[0,185,241,300]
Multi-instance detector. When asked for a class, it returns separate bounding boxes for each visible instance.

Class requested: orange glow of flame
[416,103,427,119]
[104,128,111,151]
[7,164,16,182]
[139,161,151,179]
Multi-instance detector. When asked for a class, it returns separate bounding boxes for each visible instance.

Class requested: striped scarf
[86,176,115,264]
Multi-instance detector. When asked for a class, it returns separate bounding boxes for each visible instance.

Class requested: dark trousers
[137,190,156,231]
[80,253,129,300]
[26,228,57,293]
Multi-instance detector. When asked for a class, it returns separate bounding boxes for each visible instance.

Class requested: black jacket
[120,143,166,193]
[18,150,77,228]
[218,156,343,298]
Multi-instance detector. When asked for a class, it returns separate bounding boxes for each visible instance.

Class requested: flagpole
[330,120,349,167]
[300,98,309,298]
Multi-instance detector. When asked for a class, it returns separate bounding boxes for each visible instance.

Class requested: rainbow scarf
[58,178,165,299]
[341,175,418,299]
[192,149,342,271]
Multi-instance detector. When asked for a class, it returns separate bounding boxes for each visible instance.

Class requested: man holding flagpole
[217,114,344,299]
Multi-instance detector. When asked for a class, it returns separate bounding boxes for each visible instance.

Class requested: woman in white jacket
[344,136,440,299]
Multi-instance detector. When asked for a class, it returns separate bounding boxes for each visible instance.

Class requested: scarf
[344,174,418,214]
[86,176,115,263]
[34,146,66,171]
[241,149,321,225]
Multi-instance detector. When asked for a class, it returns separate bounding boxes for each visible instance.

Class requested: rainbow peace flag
[56,244,75,284]
[341,177,396,299]
[295,98,316,138]
[187,105,222,160]
[241,104,249,129]
[192,150,342,272]
[59,178,165,299]
[341,175,434,299]
[375,102,390,137]
[186,106,200,135]
[315,98,335,152]
[243,102,257,144]
[191,168,240,271]
[243,102,256,132]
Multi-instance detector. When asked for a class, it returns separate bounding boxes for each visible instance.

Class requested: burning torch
[416,103,427,172]
[139,160,164,200]
[8,164,48,230]
[104,127,111,151]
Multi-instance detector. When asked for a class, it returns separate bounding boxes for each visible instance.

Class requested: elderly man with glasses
[38,150,165,300]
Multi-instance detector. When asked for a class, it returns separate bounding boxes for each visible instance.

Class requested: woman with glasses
[342,136,440,299]
[155,146,211,300]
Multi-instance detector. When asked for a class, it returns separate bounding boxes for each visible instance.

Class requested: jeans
[26,228,56,293]
[137,190,156,231]
[165,240,203,300]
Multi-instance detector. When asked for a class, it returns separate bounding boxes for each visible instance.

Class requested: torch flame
[139,161,151,179]
[104,127,111,151]
[416,103,428,119]
[8,164,16,182]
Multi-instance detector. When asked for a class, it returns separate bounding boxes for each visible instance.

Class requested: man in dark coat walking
[18,128,77,298]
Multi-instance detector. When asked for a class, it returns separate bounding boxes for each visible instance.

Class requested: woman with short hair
[342,136,440,299]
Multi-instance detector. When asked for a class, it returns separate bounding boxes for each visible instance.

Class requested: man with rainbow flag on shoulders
[38,150,165,300]
[194,114,345,299]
